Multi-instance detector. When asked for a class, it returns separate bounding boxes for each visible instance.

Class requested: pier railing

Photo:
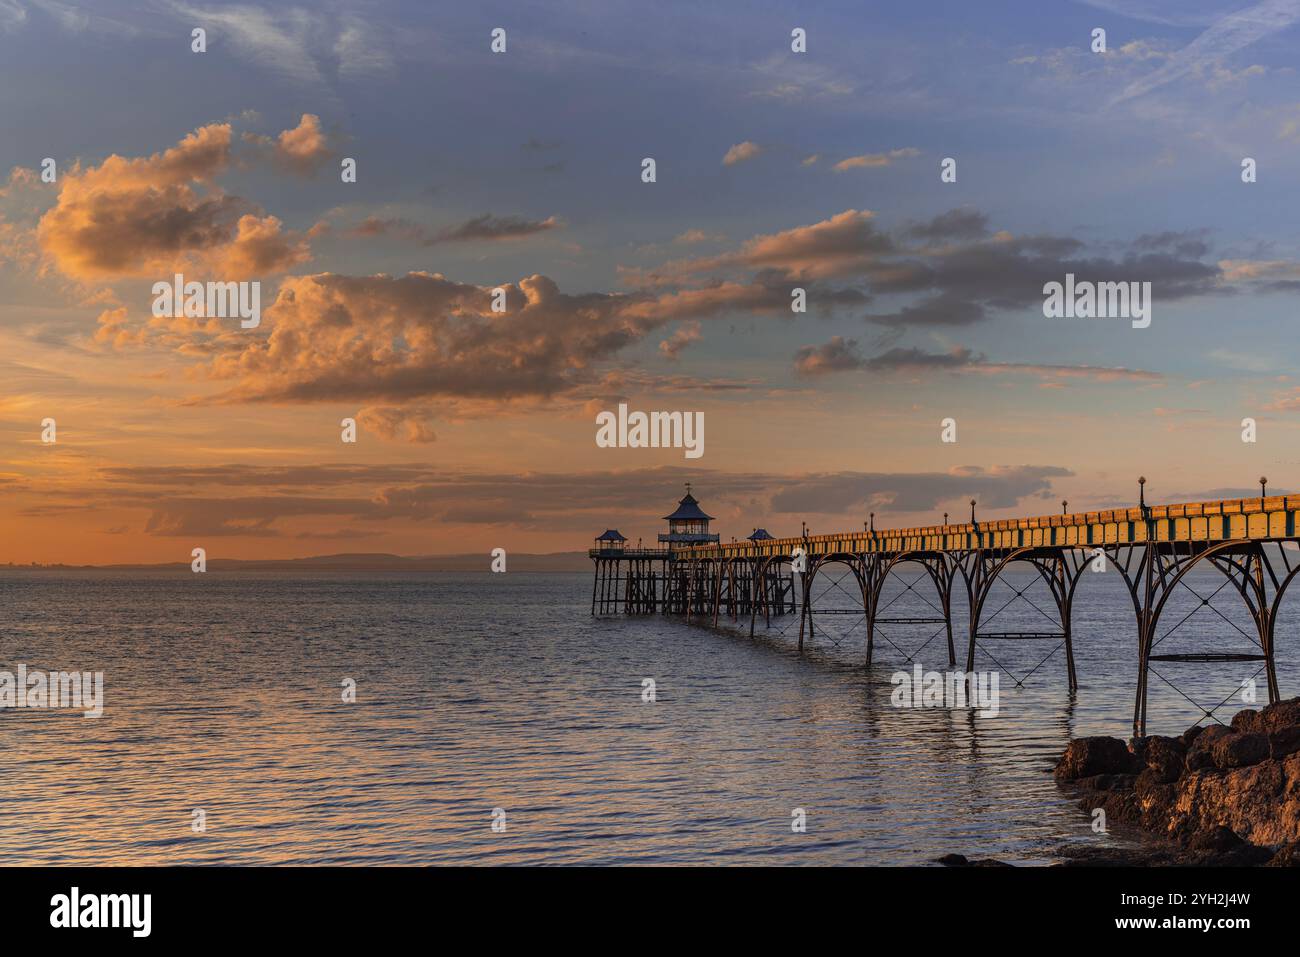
[588,547,671,558]
[676,494,1300,560]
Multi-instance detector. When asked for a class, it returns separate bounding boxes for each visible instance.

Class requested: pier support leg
[796,567,812,655]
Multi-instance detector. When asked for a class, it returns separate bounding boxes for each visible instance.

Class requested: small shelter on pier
[593,529,627,553]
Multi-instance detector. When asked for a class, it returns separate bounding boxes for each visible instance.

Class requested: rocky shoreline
[1053,697,1300,866]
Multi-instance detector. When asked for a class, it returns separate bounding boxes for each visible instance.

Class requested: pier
[591,479,1300,736]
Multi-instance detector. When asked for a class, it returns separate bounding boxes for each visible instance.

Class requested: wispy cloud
[794,341,1162,383]
[832,148,919,172]
[349,213,561,246]
[1111,0,1300,105]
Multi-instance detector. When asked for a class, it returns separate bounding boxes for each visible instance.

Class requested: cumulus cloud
[93,306,138,349]
[1217,257,1300,291]
[658,321,702,360]
[357,406,437,443]
[722,141,763,165]
[193,264,821,411]
[243,113,335,175]
[647,207,1224,326]
[793,336,865,376]
[655,209,893,282]
[38,123,233,277]
[212,213,311,276]
[96,203,1220,428]
[0,165,38,198]
[36,123,310,280]
[60,193,1237,437]
[205,272,644,404]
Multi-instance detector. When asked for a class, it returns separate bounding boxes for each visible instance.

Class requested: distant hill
[6,552,593,573]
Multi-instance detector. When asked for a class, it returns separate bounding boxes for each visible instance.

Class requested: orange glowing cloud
[243,113,335,176]
[36,123,310,280]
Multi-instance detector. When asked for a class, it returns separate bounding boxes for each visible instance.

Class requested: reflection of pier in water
[591,479,1300,736]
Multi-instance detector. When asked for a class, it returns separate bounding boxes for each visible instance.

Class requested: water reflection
[0,567,1289,865]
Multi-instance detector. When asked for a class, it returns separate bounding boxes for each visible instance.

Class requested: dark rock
[1215,842,1274,867]
[1188,825,1245,853]
[1080,790,1142,828]
[934,853,1012,867]
[1260,698,1300,733]
[1270,725,1300,760]
[1057,697,1300,865]
[1186,725,1232,771]
[1211,732,1270,769]
[1134,769,1174,800]
[1267,842,1300,866]
[1141,735,1186,783]
[1231,709,1261,733]
[1076,773,1136,792]
[1135,778,1178,832]
[1058,844,1186,867]
[1055,736,1136,781]
[1185,749,1213,772]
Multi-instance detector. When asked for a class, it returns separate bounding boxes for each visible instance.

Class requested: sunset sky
[4,0,1300,563]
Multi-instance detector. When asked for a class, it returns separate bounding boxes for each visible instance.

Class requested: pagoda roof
[595,529,627,541]
[747,528,774,540]
[663,492,715,522]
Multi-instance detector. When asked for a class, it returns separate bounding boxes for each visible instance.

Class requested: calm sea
[1,566,1294,865]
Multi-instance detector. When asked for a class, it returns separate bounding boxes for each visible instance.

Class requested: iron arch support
[1133,540,1278,736]
[962,547,1082,691]
[865,551,962,668]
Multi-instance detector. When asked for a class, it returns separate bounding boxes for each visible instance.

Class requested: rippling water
[1,566,1296,865]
